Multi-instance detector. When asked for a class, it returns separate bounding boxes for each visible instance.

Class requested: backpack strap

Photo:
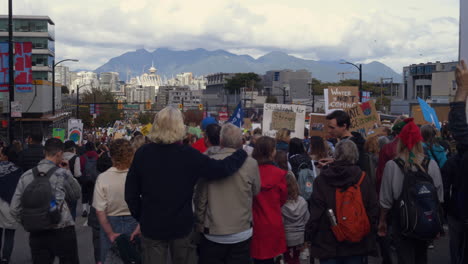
[357,172,366,186]
[32,166,58,179]
[69,155,78,177]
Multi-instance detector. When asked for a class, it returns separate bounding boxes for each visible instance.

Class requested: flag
[417,97,441,130]
[228,102,244,127]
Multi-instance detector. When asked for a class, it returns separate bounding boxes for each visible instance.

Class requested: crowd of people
[0,61,467,264]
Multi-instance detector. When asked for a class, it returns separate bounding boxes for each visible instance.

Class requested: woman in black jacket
[288,138,313,179]
[125,106,247,264]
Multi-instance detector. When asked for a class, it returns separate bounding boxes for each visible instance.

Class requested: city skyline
[0,0,460,72]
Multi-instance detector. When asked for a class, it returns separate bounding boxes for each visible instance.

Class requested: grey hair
[148,106,185,144]
[220,123,243,149]
[334,139,359,164]
[378,136,390,150]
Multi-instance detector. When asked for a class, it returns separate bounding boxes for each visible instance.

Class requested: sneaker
[82,210,88,218]
[428,242,435,249]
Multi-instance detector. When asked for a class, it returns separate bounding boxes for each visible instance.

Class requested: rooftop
[0,15,55,25]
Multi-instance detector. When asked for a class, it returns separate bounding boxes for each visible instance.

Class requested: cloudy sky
[0,0,460,72]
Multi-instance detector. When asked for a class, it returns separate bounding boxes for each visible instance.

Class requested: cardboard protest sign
[141,123,153,136]
[309,114,328,138]
[67,119,83,144]
[263,104,306,139]
[325,86,360,113]
[52,128,65,142]
[344,101,381,137]
[243,118,252,130]
[113,132,124,139]
[366,127,388,138]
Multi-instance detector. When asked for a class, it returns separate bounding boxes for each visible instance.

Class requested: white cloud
[0,0,460,72]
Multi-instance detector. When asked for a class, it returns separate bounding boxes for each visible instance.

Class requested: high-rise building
[55,65,71,90]
[99,72,119,91]
[71,71,100,94]
[263,69,312,103]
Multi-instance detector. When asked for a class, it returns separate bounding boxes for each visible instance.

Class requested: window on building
[32,54,49,66]
[274,72,280,81]
[32,71,48,80]
[453,80,457,91]
[416,85,424,98]
[0,20,7,32]
[424,85,431,99]
[417,66,425,75]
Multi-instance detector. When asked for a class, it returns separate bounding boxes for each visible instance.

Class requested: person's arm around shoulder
[427,159,444,203]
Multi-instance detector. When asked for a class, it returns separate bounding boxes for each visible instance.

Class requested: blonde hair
[396,140,426,171]
[364,136,380,155]
[275,128,291,142]
[286,172,300,202]
[148,106,186,144]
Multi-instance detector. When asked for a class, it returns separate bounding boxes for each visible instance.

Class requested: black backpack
[82,155,99,183]
[393,158,443,240]
[20,166,61,232]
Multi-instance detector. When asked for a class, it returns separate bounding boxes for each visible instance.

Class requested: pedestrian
[251,136,288,263]
[303,128,311,153]
[97,143,112,173]
[131,135,147,151]
[378,118,444,264]
[288,138,313,180]
[306,140,379,264]
[10,138,82,264]
[308,136,330,177]
[363,136,380,186]
[93,139,140,263]
[442,59,468,264]
[17,130,44,172]
[125,106,247,264]
[276,128,291,152]
[421,124,448,168]
[195,123,261,264]
[0,146,23,264]
[281,173,310,264]
[62,141,82,221]
[80,141,100,217]
[192,117,218,153]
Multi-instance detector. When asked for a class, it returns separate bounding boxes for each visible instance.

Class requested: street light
[52,58,79,115]
[340,61,363,102]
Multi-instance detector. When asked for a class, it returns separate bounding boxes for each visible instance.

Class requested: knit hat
[201,117,217,131]
[397,118,423,151]
[392,120,407,134]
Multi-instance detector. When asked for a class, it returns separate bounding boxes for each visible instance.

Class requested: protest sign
[325,86,360,113]
[252,123,262,132]
[243,118,252,130]
[141,123,153,136]
[344,101,381,137]
[309,114,328,138]
[68,119,83,144]
[53,128,65,142]
[263,104,306,139]
[113,132,124,139]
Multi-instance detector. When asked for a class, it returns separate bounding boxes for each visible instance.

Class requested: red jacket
[251,164,288,260]
[191,138,207,153]
[80,151,99,173]
[376,138,399,194]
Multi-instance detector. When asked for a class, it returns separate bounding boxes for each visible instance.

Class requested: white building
[55,65,72,90]
[100,72,120,91]
[70,71,100,94]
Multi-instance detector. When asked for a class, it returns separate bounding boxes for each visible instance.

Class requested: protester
[276,128,291,152]
[195,123,261,264]
[281,173,310,264]
[288,138,313,180]
[80,141,100,217]
[125,106,247,264]
[308,136,330,177]
[63,141,82,221]
[251,136,288,263]
[363,136,380,185]
[421,124,448,168]
[0,146,22,264]
[306,140,378,263]
[9,140,22,166]
[275,150,290,171]
[443,60,468,264]
[378,118,444,264]
[97,143,112,173]
[10,138,81,264]
[131,135,147,151]
[326,110,367,171]
[18,130,44,172]
[303,128,311,153]
[93,139,140,262]
[192,116,218,153]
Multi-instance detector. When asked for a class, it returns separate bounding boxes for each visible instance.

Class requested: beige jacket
[194,147,261,235]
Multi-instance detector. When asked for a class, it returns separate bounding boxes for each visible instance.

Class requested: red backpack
[331,172,370,243]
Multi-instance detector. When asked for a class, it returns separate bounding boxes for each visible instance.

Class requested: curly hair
[110,139,134,170]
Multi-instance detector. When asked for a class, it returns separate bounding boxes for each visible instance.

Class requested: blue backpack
[297,162,316,200]
[394,158,443,240]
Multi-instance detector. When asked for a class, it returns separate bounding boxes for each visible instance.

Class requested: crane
[337,72,358,80]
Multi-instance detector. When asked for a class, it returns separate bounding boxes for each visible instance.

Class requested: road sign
[11,101,22,117]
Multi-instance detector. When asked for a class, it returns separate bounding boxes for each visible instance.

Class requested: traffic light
[145,100,152,110]
[178,104,183,110]
[198,104,203,111]
[118,100,123,110]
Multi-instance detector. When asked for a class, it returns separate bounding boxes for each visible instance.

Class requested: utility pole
[7,0,14,143]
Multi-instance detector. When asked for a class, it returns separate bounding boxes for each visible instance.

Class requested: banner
[0,42,33,93]
[218,111,228,122]
[53,128,66,142]
[362,91,371,102]
[228,102,244,127]
[343,101,381,137]
[309,114,328,138]
[68,119,83,144]
[262,104,306,139]
[417,97,441,130]
[325,86,360,113]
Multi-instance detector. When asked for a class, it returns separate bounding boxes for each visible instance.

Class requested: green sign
[124,104,140,110]
[53,128,65,142]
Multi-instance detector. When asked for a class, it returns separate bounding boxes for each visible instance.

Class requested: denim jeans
[320,255,368,264]
[99,215,138,262]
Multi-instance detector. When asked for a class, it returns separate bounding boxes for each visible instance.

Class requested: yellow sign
[141,123,153,136]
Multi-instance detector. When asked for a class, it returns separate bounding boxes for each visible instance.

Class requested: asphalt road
[9,215,451,264]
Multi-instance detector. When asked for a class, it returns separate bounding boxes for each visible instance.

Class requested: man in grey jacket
[10,138,81,264]
[194,123,261,264]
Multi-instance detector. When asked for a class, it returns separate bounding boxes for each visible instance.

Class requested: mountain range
[95,48,402,83]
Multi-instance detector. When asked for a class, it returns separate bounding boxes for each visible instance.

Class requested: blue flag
[228,102,244,127]
[417,97,441,130]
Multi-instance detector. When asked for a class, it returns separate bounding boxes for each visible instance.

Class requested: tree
[266,95,278,104]
[137,112,154,125]
[79,88,123,128]
[61,86,70,94]
[224,73,262,94]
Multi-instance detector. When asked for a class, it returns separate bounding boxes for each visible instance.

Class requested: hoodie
[282,195,310,247]
[423,142,447,168]
[306,160,379,259]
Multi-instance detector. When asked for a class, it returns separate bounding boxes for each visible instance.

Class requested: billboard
[0,42,33,93]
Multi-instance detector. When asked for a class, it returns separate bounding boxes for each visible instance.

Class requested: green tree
[61,86,70,94]
[79,88,123,128]
[224,73,262,94]
[137,112,154,125]
[266,95,278,104]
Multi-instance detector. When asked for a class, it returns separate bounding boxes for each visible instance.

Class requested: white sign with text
[262,104,306,139]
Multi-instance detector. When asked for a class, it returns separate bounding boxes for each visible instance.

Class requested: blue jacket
[423,143,447,168]
[276,141,289,152]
